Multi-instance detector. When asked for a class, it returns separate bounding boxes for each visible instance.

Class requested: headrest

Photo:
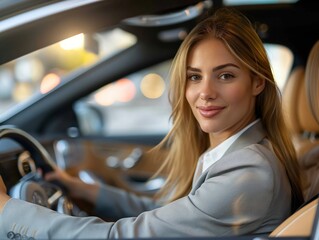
[283,64,319,135]
[282,67,304,134]
[305,40,319,125]
[298,74,319,133]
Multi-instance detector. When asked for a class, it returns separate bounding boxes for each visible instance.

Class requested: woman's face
[185,38,264,146]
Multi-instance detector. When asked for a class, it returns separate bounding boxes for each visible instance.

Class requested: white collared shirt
[201,119,260,173]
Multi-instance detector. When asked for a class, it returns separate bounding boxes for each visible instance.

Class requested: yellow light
[59,34,84,50]
[13,83,33,101]
[40,73,61,94]
[140,73,165,99]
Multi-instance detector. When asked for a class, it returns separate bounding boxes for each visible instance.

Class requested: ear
[252,75,265,96]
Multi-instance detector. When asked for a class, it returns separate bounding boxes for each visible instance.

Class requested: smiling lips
[197,106,225,118]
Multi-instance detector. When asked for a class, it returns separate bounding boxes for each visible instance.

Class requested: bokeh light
[94,78,136,106]
[40,73,61,94]
[59,34,84,50]
[116,78,136,102]
[14,57,44,83]
[0,69,14,99]
[94,84,117,106]
[13,83,33,102]
[140,73,165,99]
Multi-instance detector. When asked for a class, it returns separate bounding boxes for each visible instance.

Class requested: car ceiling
[0,0,318,65]
[0,0,203,65]
[236,1,319,64]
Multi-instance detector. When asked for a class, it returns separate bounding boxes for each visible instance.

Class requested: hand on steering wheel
[0,126,84,216]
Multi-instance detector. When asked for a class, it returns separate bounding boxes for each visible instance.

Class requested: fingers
[45,168,67,181]
[44,168,78,191]
[44,171,59,182]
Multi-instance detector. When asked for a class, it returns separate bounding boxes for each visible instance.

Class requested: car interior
[269,39,319,237]
[0,0,319,239]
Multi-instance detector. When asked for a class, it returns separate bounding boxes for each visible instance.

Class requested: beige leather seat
[270,41,319,237]
[270,198,318,237]
[282,65,306,146]
[282,66,319,161]
[282,67,319,202]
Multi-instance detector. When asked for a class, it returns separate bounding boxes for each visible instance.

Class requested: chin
[199,125,219,134]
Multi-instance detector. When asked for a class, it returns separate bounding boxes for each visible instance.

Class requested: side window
[75,60,172,137]
[265,43,293,91]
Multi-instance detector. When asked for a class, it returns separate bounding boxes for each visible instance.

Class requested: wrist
[0,193,10,213]
[62,174,100,204]
[75,181,100,204]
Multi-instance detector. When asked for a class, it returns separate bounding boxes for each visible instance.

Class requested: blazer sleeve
[0,147,280,239]
[94,183,161,219]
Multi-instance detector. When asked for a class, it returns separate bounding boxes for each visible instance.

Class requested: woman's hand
[45,168,85,198]
[45,168,99,204]
[0,176,10,212]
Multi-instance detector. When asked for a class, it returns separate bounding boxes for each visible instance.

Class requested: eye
[187,74,201,81]
[219,73,234,80]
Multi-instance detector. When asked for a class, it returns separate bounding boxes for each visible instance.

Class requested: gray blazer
[0,121,292,239]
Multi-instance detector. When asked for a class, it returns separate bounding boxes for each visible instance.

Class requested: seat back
[300,41,319,202]
[282,66,305,138]
[270,198,318,237]
[283,66,319,159]
[282,44,319,202]
[270,41,319,237]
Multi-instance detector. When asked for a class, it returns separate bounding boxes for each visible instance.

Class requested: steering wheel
[0,125,84,216]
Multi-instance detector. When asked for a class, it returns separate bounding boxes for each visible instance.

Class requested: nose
[199,78,217,100]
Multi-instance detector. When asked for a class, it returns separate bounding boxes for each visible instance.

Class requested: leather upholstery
[282,67,305,135]
[305,41,319,123]
[282,66,319,158]
[270,198,318,237]
[271,41,319,237]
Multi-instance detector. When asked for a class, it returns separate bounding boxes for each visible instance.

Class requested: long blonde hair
[154,8,304,211]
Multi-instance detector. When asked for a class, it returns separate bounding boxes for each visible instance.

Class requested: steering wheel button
[7,231,15,239]
[14,233,21,240]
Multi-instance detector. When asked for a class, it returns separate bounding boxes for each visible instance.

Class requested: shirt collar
[202,119,261,173]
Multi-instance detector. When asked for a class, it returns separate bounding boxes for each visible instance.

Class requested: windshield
[0,28,136,116]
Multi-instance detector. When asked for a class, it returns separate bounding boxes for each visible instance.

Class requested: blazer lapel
[224,120,266,156]
[191,121,267,189]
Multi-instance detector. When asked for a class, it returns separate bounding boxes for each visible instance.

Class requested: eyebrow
[187,63,240,72]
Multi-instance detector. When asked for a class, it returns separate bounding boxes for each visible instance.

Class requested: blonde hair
[154,8,304,211]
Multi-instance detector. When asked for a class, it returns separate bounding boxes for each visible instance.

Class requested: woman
[0,8,304,239]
